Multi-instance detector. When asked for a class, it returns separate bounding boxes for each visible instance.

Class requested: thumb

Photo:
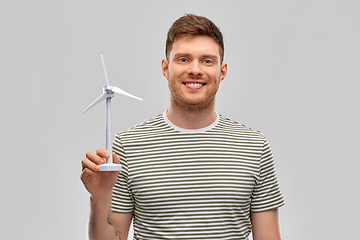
[113,152,120,164]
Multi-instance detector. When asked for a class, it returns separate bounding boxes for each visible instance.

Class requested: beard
[168,82,218,113]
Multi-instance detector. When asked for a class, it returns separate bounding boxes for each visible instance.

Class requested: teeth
[185,83,203,87]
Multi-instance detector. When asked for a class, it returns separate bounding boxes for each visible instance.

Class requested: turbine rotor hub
[105,86,115,95]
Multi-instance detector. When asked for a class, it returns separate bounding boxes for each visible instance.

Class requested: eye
[203,59,213,64]
[179,58,188,63]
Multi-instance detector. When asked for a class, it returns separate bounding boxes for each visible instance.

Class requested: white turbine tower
[83,55,143,171]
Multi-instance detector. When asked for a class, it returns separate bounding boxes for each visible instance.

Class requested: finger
[86,150,106,165]
[96,148,110,159]
[112,152,120,164]
[80,167,92,183]
[82,157,100,172]
[80,167,99,185]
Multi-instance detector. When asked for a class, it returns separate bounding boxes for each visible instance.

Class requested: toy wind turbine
[83,55,143,171]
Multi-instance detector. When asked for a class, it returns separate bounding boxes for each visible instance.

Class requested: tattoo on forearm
[107,206,121,240]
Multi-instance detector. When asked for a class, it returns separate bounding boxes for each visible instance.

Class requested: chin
[179,99,215,112]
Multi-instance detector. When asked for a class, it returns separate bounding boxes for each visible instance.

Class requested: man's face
[162,35,227,111]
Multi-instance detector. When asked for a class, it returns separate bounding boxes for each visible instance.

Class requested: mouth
[183,82,206,88]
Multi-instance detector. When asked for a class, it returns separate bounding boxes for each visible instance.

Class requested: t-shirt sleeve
[250,138,285,212]
[111,133,134,213]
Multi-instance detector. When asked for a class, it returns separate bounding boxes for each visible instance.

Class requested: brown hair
[165,14,224,63]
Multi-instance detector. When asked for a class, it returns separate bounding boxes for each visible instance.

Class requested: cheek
[167,66,176,79]
[169,68,186,81]
[210,70,222,82]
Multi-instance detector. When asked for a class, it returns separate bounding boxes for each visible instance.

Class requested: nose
[187,62,203,78]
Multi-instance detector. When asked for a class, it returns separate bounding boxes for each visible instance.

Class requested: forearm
[251,209,281,240]
[89,193,121,240]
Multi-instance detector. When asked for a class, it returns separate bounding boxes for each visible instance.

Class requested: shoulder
[115,113,170,140]
[216,114,266,140]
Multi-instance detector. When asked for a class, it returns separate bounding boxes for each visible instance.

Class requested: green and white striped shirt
[112,112,285,240]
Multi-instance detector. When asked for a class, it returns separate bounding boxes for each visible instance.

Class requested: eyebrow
[173,53,190,59]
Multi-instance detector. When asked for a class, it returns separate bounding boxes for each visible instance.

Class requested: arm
[113,212,134,240]
[81,149,132,240]
[89,196,133,240]
[251,208,282,240]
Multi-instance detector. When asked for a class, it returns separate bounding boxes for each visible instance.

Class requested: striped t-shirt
[112,112,285,240]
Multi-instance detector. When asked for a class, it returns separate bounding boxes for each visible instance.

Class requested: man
[81,14,285,240]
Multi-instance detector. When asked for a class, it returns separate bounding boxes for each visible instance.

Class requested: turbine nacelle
[105,86,115,95]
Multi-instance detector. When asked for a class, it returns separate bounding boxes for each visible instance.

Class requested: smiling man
[81,14,285,240]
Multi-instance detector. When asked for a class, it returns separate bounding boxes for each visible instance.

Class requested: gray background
[1,0,359,239]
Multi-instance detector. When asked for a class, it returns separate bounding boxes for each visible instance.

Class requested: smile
[183,82,206,88]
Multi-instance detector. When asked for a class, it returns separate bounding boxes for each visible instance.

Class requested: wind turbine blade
[101,55,110,87]
[83,92,109,113]
[112,86,143,101]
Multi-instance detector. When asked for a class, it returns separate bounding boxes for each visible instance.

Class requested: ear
[219,62,228,83]
[161,58,170,81]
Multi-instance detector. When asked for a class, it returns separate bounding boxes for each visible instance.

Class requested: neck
[166,101,217,130]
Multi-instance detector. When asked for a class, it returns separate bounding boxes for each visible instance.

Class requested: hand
[80,149,120,200]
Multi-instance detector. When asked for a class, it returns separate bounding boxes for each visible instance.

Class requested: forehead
[170,35,220,59]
